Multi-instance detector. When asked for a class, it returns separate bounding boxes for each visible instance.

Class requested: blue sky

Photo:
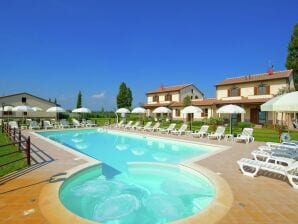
[0,0,297,110]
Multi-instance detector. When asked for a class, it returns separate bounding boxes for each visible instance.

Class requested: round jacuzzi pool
[59,163,215,224]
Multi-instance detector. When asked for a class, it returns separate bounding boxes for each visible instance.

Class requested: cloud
[91,92,105,99]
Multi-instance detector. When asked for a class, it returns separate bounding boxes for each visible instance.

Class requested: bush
[237,121,253,129]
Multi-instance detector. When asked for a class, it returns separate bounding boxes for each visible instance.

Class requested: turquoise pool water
[38,129,217,223]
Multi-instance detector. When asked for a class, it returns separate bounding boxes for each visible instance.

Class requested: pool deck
[0,128,298,224]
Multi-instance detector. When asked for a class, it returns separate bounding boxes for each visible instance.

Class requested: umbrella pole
[230,114,232,135]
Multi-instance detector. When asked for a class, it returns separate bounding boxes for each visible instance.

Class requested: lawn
[0,131,27,177]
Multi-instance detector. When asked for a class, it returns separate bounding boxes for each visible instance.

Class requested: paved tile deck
[0,128,298,224]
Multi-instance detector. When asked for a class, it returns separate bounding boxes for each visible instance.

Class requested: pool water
[38,129,217,223]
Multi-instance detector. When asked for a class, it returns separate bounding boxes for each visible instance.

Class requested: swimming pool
[38,129,219,223]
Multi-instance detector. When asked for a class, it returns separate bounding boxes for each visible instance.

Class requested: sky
[0,0,297,110]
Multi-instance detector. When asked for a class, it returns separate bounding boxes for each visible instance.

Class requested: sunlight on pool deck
[0,128,298,224]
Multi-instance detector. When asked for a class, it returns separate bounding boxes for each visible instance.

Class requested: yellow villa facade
[144,69,295,124]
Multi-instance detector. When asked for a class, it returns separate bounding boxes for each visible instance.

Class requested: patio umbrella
[152,107,172,114]
[13,105,34,123]
[131,107,146,124]
[181,106,203,130]
[32,106,43,112]
[0,106,14,121]
[46,106,66,121]
[72,107,92,120]
[115,108,130,123]
[217,104,245,134]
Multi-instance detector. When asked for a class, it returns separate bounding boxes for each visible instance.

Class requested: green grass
[0,132,27,177]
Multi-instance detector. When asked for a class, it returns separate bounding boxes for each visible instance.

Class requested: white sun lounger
[207,126,225,140]
[237,157,298,189]
[124,121,133,129]
[72,119,82,128]
[137,121,152,131]
[44,121,54,130]
[8,121,19,129]
[171,124,188,135]
[114,120,125,128]
[159,123,176,134]
[131,121,140,130]
[59,119,71,129]
[86,120,96,127]
[252,149,298,161]
[192,125,209,138]
[147,122,160,132]
[29,121,40,130]
[234,128,254,144]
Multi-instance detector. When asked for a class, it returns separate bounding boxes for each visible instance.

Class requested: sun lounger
[252,149,298,161]
[124,121,133,129]
[234,128,254,143]
[85,120,96,127]
[137,121,152,131]
[147,122,160,132]
[192,125,209,138]
[207,126,225,140]
[171,124,188,135]
[29,120,40,130]
[258,142,298,152]
[44,121,54,129]
[59,119,71,129]
[72,119,82,128]
[237,157,298,189]
[131,121,140,130]
[159,123,176,134]
[8,121,19,129]
[114,120,125,128]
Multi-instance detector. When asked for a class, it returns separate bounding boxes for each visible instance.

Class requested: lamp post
[1,103,4,133]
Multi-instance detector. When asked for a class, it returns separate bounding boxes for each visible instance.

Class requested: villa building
[144,69,295,124]
[0,92,57,119]
[143,84,204,120]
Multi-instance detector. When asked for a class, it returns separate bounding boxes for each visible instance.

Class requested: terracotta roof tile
[216,70,293,86]
[147,84,192,94]
[143,102,173,109]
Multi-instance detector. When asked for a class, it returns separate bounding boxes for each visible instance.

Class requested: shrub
[237,121,253,129]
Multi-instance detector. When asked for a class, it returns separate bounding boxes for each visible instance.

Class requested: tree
[183,95,191,107]
[76,91,82,108]
[54,98,57,105]
[49,98,52,102]
[286,23,298,90]
[116,82,133,109]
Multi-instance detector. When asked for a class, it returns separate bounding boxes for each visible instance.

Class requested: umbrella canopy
[32,106,43,112]
[0,106,14,111]
[181,106,203,114]
[46,106,66,113]
[261,91,298,112]
[152,107,172,114]
[116,108,130,113]
[217,104,246,114]
[131,107,146,114]
[12,105,33,112]
[72,107,91,113]
[217,104,245,134]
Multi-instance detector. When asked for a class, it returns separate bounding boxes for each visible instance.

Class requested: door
[250,108,258,124]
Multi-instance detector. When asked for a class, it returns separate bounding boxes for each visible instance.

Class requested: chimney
[160,84,164,90]
[267,65,274,75]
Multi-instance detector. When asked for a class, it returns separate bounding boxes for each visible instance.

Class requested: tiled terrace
[0,128,298,224]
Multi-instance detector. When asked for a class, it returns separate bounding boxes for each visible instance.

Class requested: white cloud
[91,92,105,99]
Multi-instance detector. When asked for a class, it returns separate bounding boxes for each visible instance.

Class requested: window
[258,111,266,124]
[22,97,26,103]
[255,83,270,95]
[191,89,194,94]
[23,112,27,116]
[229,87,240,97]
[195,95,199,99]
[190,96,193,99]
[201,108,208,117]
[176,109,181,117]
[153,95,159,102]
[165,94,172,101]
[3,111,12,116]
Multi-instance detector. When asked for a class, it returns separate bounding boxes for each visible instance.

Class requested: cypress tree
[286,24,298,90]
[76,91,82,108]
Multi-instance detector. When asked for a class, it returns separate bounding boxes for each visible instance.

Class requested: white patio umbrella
[115,108,130,123]
[46,106,66,121]
[261,91,298,128]
[132,107,147,124]
[152,107,172,114]
[131,107,146,114]
[217,104,246,134]
[13,105,34,123]
[32,106,43,112]
[0,106,14,121]
[182,106,203,130]
[72,107,92,120]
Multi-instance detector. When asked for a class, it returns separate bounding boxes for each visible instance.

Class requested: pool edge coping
[35,129,233,224]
